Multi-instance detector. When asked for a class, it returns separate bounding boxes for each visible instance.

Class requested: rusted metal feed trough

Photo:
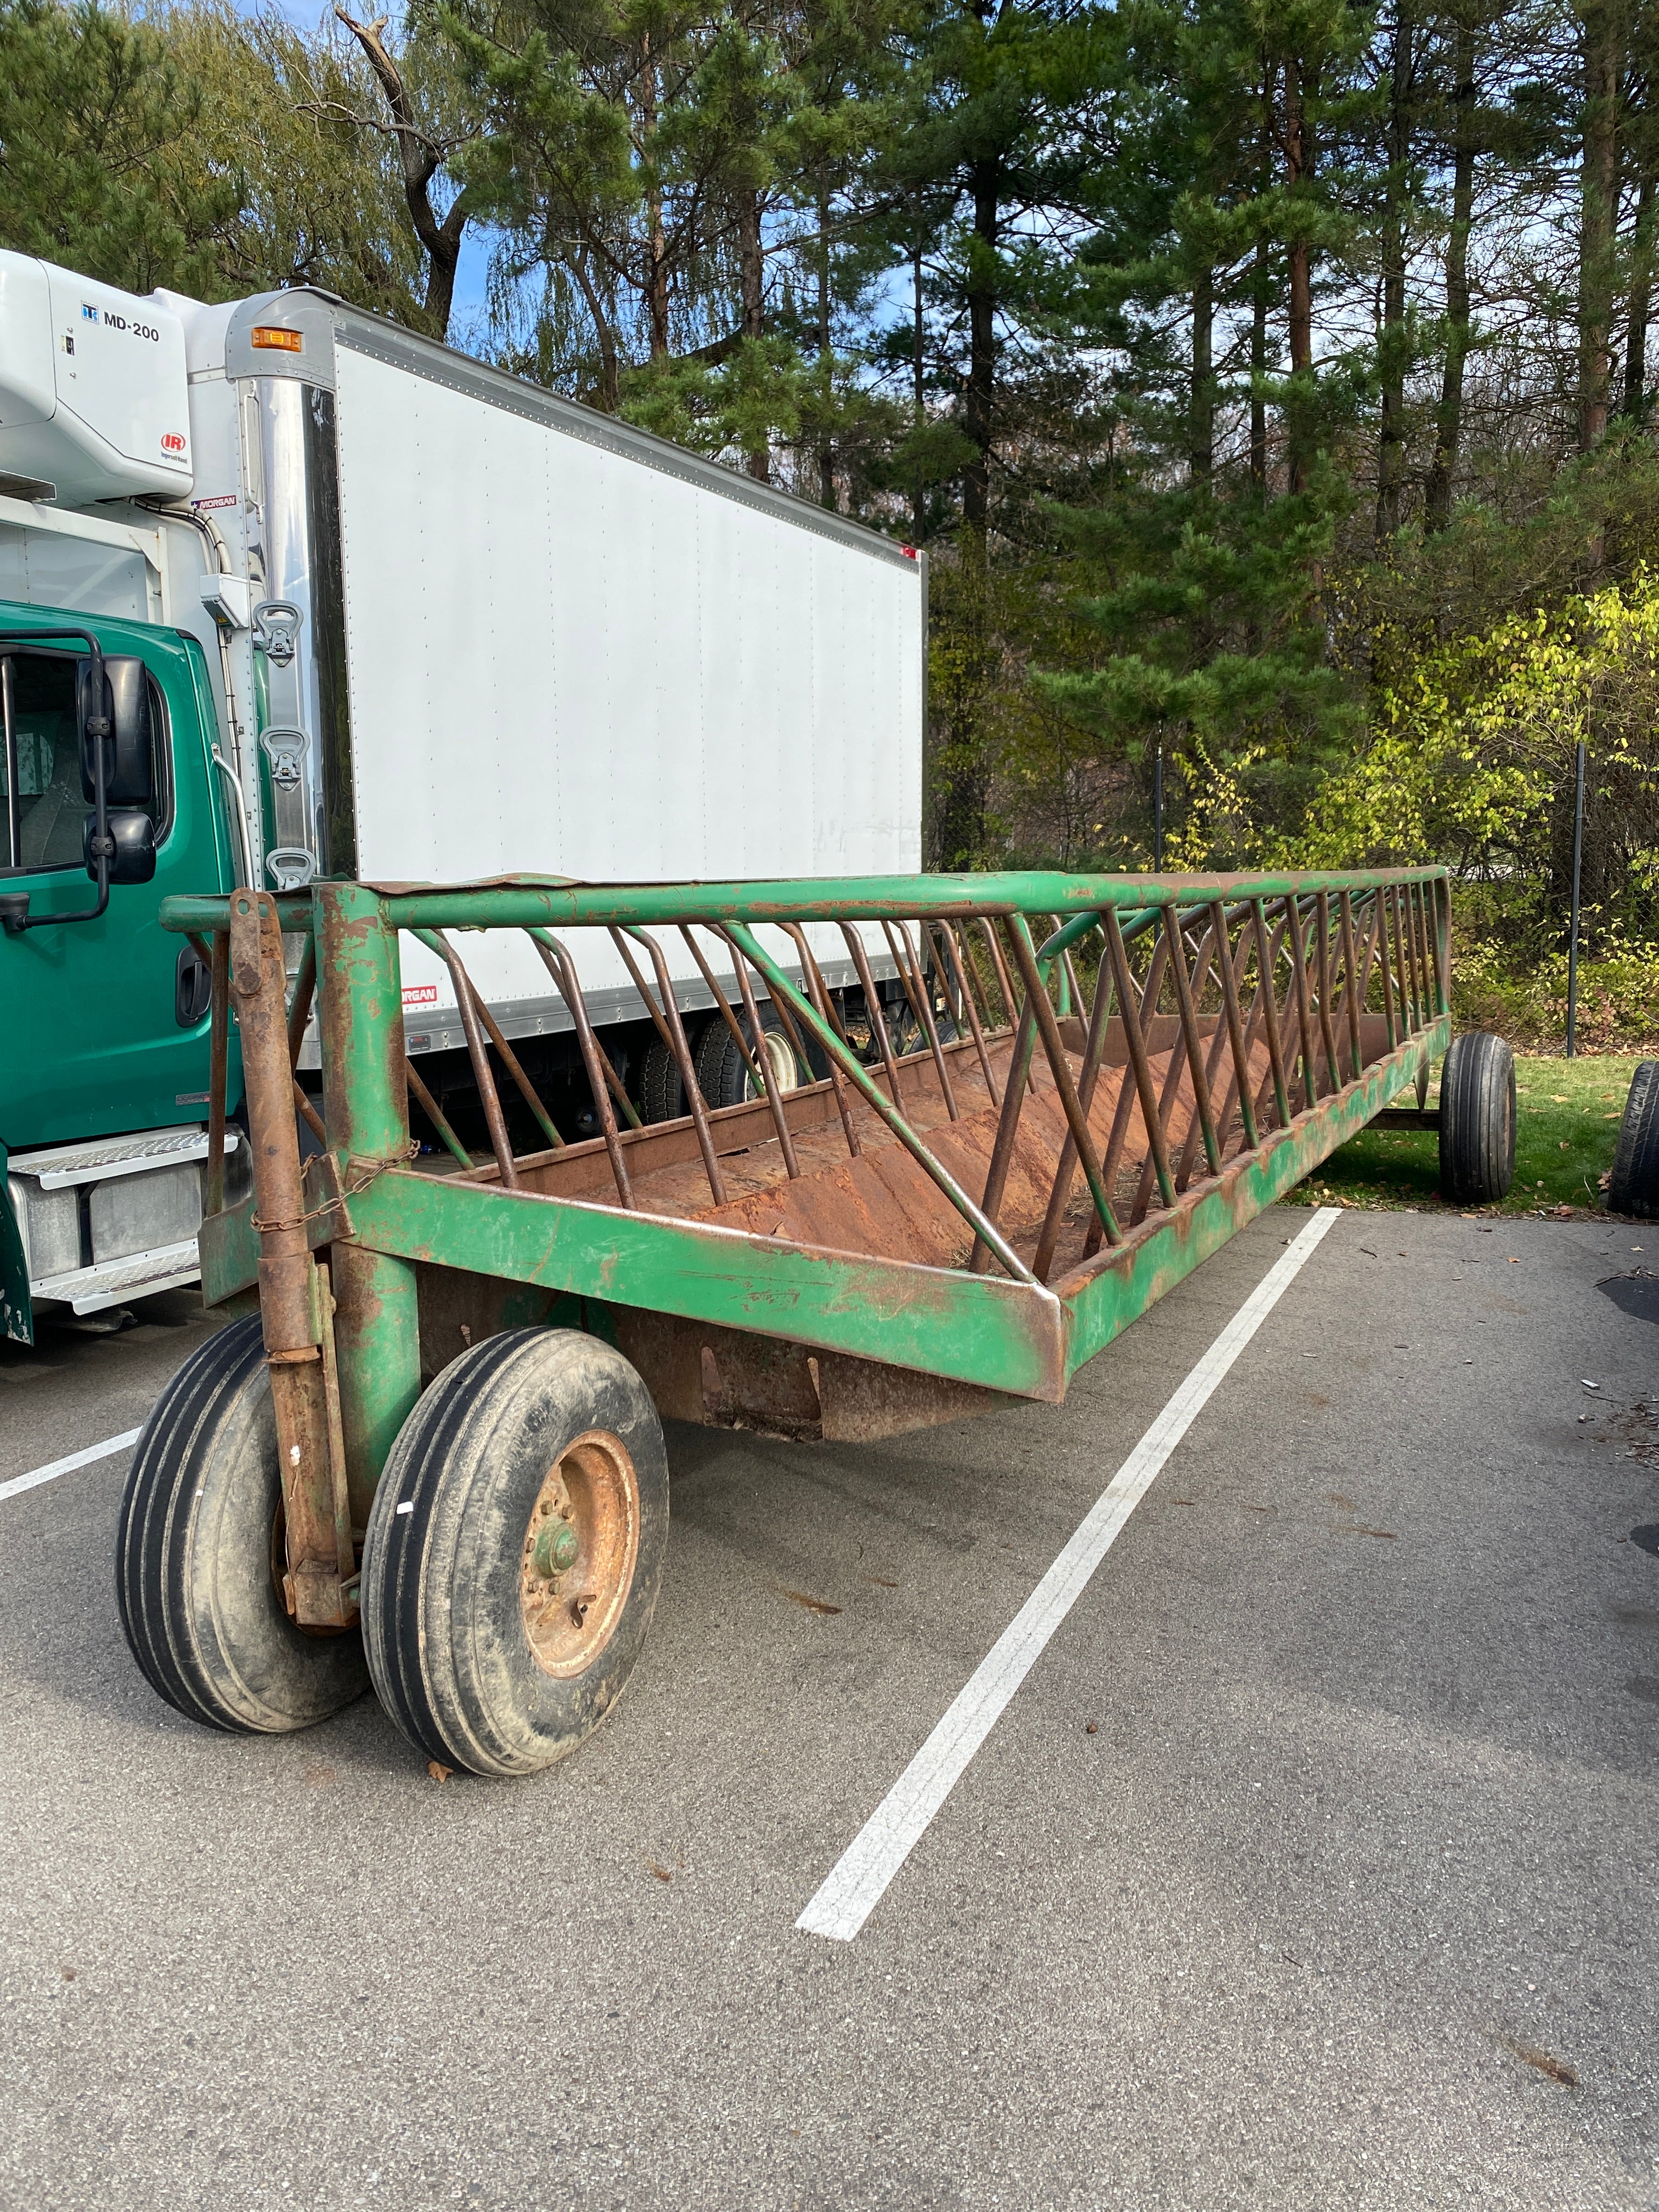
[123,867,1453,1772]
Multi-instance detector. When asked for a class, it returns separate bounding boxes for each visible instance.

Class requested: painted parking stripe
[0,1427,145,1504]
[795,1206,1343,1943]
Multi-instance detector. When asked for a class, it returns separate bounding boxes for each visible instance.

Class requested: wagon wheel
[1608,1060,1659,1218]
[359,1329,668,1778]
[116,1316,369,1733]
[1438,1031,1516,1205]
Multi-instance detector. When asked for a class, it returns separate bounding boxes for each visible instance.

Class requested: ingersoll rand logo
[160,433,187,454]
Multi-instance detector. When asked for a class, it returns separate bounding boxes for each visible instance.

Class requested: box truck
[0,252,926,1342]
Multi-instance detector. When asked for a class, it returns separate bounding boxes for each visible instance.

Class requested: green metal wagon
[118,866,1511,1774]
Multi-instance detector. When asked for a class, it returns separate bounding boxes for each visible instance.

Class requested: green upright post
[314,882,422,1527]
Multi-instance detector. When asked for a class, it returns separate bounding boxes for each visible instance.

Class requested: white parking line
[0,1427,145,1503]
[795,1206,1342,1943]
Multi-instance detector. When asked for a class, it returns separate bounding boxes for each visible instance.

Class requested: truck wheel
[1607,1061,1659,1217]
[886,1007,959,1058]
[1437,1031,1516,1205]
[359,1329,668,1778]
[115,1316,369,1733]
[694,1006,802,1110]
[640,1036,686,1124]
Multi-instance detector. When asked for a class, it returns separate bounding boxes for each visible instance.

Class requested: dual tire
[640,1006,804,1122]
[116,1325,668,1776]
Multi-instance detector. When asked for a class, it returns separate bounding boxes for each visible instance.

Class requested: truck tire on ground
[1437,1030,1516,1205]
[359,1329,668,1778]
[883,1006,960,1059]
[639,1036,687,1124]
[115,1316,369,1733]
[693,1006,802,1111]
[1607,1061,1659,1217]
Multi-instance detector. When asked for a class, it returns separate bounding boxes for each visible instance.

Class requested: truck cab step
[8,1125,238,1189]
[31,1239,205,1316]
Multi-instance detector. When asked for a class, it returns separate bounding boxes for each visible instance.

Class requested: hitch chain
[250,1141,420,1235]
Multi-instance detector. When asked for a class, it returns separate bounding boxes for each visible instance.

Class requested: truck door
[0,609,232,1149]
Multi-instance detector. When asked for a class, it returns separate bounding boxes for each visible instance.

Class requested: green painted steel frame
[163,864,1449,941]
[179,866,1450,1415]
[196,1011,1444,1401]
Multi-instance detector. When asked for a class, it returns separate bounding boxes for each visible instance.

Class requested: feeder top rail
[161,864,1448,939]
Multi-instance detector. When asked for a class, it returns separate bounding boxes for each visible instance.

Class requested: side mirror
[83,809,156,885]
[78,656,153,806]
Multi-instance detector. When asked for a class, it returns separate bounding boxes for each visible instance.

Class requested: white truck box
[168,289,927,1054]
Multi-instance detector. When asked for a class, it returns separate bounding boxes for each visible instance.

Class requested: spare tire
[1607,1060,1659,1218]
[1437,1031,1516,1205]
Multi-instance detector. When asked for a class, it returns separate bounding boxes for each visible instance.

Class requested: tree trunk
[738,189,764,341]
[335,8,467,342]
[640,39,669,360]
[1250,238,1268,496]
[1424,15,1476,535]
[912,222,926,540]
[1189,263,1214,488]
[1624,165,1655,419]
[962,157,1000,529]
[1374,1,1413,543]
[1284,58,1313,494]
[738,187,768,482]
[817,180,836,508]
[569,249,620,413]
[1578,0,1623,452]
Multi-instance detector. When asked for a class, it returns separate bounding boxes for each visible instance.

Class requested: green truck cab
[1,601,242,1341]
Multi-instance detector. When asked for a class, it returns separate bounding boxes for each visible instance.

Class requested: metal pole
[1567,738,1585,1058]
[1153,740,1165,873]
[315,882,423,1524]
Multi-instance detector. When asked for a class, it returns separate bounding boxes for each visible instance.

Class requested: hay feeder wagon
[117,866,1511,1774]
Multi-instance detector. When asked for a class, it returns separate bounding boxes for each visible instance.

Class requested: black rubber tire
[360,1329,668,1778]
[693,1004,802,1110]
[1437,1030,1517,1205]
[1607,1060,1659,1217]
[639,1034,688,1124]
[115,1316,369,1733]
[883,1006,960,1059]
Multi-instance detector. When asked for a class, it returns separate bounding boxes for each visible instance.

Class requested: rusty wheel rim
[519,1430,640,1678]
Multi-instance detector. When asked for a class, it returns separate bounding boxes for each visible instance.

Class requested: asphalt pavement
[1,1205,1656,2211]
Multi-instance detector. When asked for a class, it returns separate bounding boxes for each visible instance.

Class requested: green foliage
[160,4,432,319]
[0,0,238,294]
[8,0,1659,1064]
[1288,566,1659,883]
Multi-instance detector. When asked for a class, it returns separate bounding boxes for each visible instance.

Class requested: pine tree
[0,0,239,295]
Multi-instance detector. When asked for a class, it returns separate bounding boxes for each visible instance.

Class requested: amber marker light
[250,327,303,352]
